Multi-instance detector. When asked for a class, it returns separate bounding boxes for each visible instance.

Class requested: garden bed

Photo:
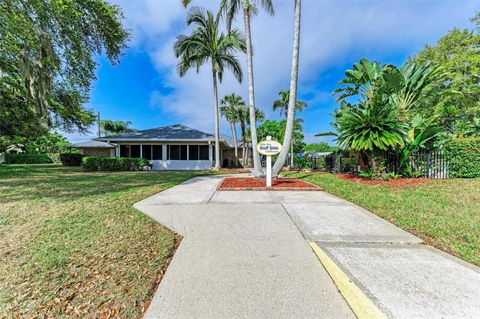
[336,173,429,188]
[218,177,321,191]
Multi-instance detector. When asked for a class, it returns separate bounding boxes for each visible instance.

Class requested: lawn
[0,164,218,318]
[283,172,480,267]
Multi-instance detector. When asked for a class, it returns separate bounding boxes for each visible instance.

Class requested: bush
[4,153,53,164]
[60,153,84,166]
[444,138,480,178]
[82,157,151,171]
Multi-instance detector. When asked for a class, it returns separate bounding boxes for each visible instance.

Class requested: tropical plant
[220,93,244,166]
[219,0,274,177]
[0,0,128,138]
[174,7,246,169]
[272,0,302,177]
[272,88,308,117]
[100,120,135,136]
[24,132,70,154]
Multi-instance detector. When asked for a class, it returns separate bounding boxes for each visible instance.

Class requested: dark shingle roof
[96,124,215,141]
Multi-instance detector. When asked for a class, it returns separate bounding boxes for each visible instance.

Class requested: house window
[142,145,152,160]
[167,145,187,160]
[130,145,140,158]
[152,145,162,160]
[189,145,199,160]
[199,145,209,160]
[120,145,130,157]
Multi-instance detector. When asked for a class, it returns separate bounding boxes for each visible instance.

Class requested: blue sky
[67,0,479,144]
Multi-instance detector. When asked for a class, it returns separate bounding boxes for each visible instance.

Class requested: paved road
[135,175,480,319]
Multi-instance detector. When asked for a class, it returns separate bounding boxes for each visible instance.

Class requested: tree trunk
[272,0,301,176]
[240,121,247,166]
[212,68,221,170]
[232,122,239,166]
[243,7,263,177]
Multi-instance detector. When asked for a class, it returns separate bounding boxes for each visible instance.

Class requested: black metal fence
[288,150,449,179]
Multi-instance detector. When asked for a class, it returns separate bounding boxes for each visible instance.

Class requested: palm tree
[272,88,307,117]
[220,0,274,177]
[236,104,264,166]
[272,0,302,177]
[174,7,246,169]
[272,88,307,166]
[220,93,244,166]
[100,120,135,136]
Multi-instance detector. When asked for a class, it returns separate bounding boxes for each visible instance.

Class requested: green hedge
[82,157,151,171]
[445,138,480,178]
[60,153,84,166]
[4,153,53,164]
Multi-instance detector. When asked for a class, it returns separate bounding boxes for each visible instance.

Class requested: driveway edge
[309,242,388,319]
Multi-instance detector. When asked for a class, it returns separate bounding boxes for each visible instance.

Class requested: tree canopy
[100,120,135,136]
[412,14,480,135]
[0,0,129,139]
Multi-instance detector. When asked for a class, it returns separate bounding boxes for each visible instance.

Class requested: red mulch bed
[337,173,429,188]
[218,177,321,191]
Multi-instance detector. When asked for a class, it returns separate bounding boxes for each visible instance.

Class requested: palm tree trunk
[212,69,221,170]
[232,122,239,166]
[272,0,301,176]
[240,121,247,166]
[243,6,263,177]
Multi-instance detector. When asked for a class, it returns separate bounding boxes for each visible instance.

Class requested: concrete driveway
[135,175,480,319]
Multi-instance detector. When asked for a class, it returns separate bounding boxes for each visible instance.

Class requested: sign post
[257,136,283,189]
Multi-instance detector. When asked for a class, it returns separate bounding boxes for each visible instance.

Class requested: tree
[220,0,274,177]
[174,7,246,169]
[304,142,338,153]
[272,0,302,177]
[412,14,480,134]
[272,88,308,117]
[220,93,244,166]
[0,0,129,139]
[257,119,305,154]
[237,105,264,165]
[24,133,70,154]
[100,120,135,136]
[272,87,308,166]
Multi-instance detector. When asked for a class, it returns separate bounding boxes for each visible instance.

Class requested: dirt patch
[218,177,322,191]
[337,174,429,188]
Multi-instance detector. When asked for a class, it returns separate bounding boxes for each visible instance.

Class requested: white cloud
[103,0,478,140]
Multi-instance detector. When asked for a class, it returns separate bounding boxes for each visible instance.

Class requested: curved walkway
[134,175,355,318]
[135,174,480,319]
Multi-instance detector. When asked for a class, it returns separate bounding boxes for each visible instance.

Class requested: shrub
[444,138,480,178]
[82,157,151,171]
[4,153,53,164]
[60,153,84,166]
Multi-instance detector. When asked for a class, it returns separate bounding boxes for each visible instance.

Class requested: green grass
[0,164,221,318]
[283,171,480,267]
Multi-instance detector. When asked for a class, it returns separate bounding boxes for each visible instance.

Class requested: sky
[66,0,480,144]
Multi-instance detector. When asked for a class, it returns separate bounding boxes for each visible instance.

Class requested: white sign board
[257,140,282,156]
[257,137,282,188]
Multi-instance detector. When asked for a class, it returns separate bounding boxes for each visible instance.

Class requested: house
[71,124,248,170]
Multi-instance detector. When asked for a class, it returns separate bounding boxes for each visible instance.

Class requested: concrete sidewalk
[135,175,480,319]
[135,176,355,319]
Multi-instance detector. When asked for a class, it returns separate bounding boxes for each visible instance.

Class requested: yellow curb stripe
[309,242,388,319]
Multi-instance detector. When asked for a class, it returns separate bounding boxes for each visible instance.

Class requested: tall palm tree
[220,0,274,177]
[272,88,307,117]
[220,93,244,166]
[174,7,246,169]
[272,0,302,176]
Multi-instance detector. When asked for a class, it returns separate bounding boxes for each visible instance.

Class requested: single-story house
[71,124,249,170]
